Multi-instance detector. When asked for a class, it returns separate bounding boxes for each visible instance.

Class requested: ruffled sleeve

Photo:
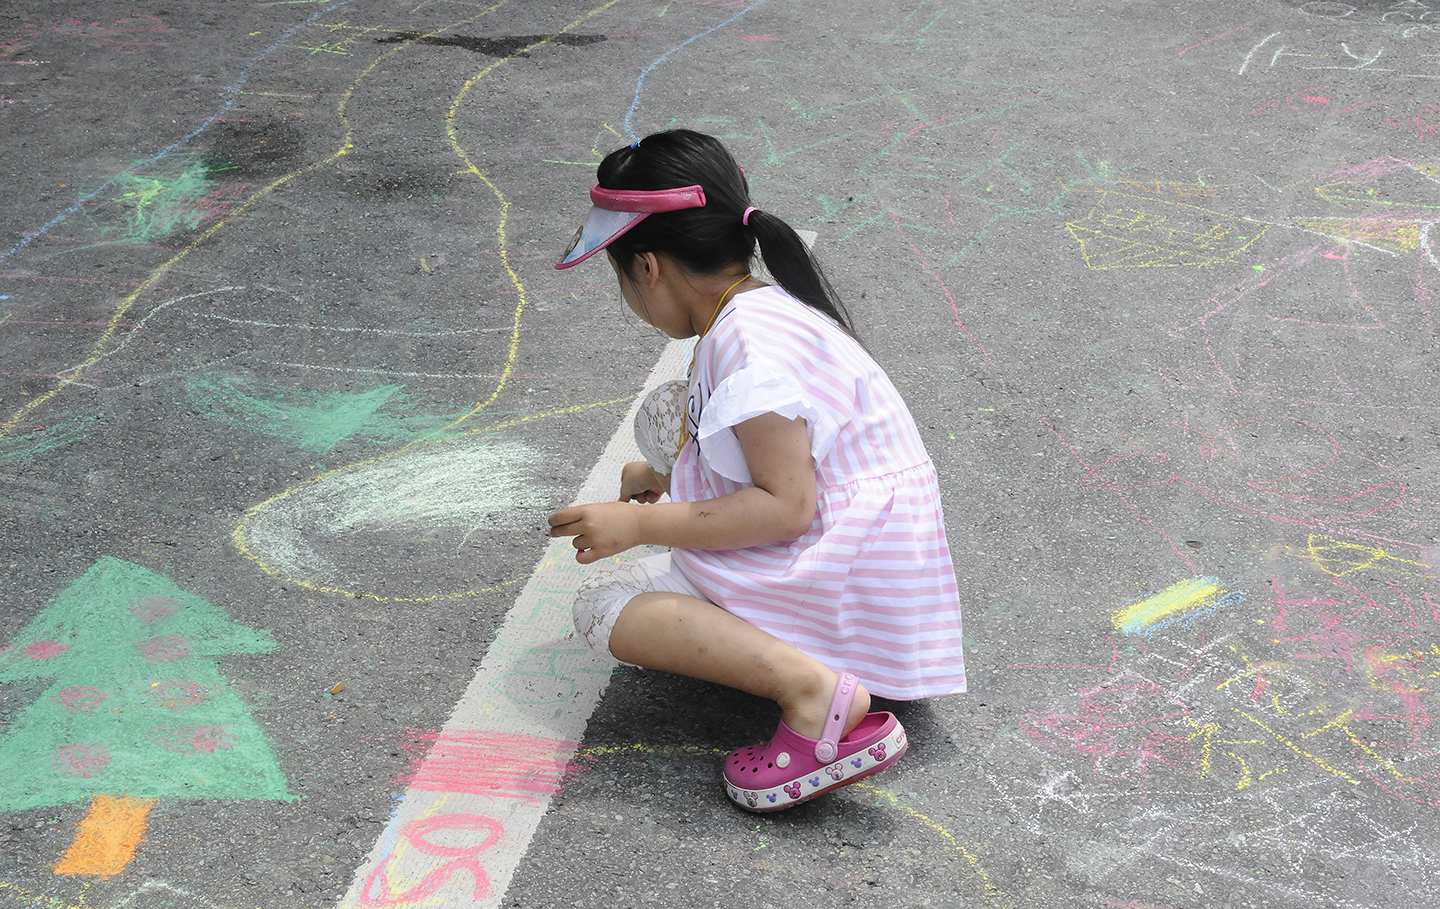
[695,363,843,484]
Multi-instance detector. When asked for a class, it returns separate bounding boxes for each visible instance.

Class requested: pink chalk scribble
[136,633,191,663]
[25,641,68,659]
[1020,679,1198,781]
[54,743,111,777]
[149,723,235,754]
[360,814,502,906]
[398,730,579,803]
[53,685,107,712]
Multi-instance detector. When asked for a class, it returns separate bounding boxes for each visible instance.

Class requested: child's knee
[572,564,653,662]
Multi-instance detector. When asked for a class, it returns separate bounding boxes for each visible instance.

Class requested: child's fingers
[548,518,581,538]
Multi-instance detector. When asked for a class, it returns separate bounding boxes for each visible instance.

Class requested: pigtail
[745,209,857,339]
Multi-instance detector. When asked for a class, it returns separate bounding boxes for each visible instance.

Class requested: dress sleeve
[695,362,843,484]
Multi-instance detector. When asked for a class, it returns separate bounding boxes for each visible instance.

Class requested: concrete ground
[1,1,1438,908]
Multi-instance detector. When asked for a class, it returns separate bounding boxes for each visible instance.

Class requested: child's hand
[620,460,667,504]
[547,502,643,564]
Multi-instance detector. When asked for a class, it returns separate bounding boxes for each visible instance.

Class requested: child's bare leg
[608,590,871,739]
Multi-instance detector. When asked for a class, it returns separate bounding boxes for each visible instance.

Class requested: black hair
[598,129,855,336]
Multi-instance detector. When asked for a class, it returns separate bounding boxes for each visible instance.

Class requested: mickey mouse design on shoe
[723,672,908,812]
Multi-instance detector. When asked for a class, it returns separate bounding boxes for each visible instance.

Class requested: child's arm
[548,412,816,564]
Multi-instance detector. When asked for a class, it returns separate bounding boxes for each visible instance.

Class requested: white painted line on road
[339,338,689,909]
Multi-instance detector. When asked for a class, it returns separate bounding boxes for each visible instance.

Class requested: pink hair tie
[742,206,757,226]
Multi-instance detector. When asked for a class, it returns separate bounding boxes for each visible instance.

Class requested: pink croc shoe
[723,673,907,812]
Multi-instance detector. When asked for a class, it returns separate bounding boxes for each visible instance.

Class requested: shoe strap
[814,672,858,763]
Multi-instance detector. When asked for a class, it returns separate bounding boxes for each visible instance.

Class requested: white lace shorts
[572,552,708,662]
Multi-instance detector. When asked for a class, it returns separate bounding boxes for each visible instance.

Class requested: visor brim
[554,207,647,269]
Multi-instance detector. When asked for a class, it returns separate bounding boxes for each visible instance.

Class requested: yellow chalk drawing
[1291,534,1432,578]
[0,8,504,441]
[226,0,636,602]
[1287,216,1421,254]
[1111,577,1240,636]
[1065,188,1267,269]
[1234,709,1361,786]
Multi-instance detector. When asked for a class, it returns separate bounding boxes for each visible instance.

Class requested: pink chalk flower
[54,743,111,778]
[25,641,69,659]
[54,685,107,712]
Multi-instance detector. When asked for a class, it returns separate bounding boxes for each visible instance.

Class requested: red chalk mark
[891,213,997,368]
[360,814,502,906]
[54,743,110,777]
[26,641,68,659]
[1307,95,1331,105]
[54,686,107,712]
[400,730,578,802]
[1174,20,1254,56]
[135,634,190,663]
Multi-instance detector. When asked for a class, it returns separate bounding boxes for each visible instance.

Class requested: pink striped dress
[670,286,966,700]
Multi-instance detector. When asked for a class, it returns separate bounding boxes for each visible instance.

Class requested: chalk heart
[239,435,546,598]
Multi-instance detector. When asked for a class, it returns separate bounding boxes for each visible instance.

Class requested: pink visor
[554,183,707,269]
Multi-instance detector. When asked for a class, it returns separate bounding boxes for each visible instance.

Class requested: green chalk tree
[0,556,292,812]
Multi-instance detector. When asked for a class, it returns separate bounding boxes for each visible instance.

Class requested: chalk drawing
[1112,577,1244,638]
[184,372,463,454]
[1293,534,1437,579]
[1065,186,1267,269]
[1239,30,1439,77]
[89,161,249,245]
[0,557,291,875]
[236,434,546,597]
[0,411,96,462]
[622,0,774,139]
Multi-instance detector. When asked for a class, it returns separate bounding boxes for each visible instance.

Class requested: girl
[549,130,965,812]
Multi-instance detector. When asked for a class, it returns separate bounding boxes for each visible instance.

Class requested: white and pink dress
[576,285,966,701]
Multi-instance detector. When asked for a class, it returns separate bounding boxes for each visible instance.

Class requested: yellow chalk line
[464,397,629,435]
[430,0,631,440]
[1234,709,1361,786]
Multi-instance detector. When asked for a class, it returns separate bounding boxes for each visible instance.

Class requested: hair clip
[630,139,642,149]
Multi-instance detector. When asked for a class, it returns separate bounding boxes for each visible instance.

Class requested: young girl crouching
[548,129,965,812]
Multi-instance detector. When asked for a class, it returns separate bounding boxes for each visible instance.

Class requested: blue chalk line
[623,0,773,141]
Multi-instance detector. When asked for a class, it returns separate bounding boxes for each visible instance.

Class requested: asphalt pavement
[2,1,1439,908]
